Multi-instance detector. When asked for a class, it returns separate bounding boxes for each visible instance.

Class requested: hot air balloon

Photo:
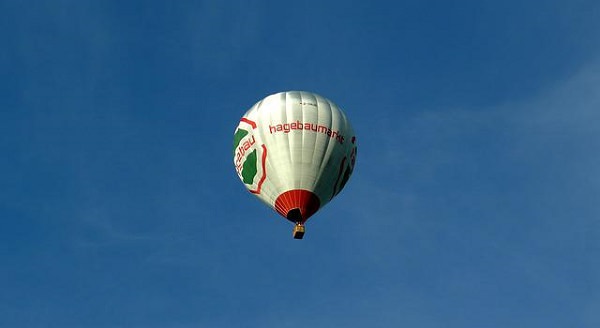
[233,91,357,239]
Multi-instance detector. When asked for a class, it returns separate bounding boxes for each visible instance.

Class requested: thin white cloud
[75,208,157,248]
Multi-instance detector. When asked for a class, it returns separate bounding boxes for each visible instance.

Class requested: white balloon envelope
[233,91,357,238]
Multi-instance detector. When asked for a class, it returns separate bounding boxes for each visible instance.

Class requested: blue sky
[1,0,599,327]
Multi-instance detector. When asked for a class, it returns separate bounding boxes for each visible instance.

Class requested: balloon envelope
[233,91,357,225]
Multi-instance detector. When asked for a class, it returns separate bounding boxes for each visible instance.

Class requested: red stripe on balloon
[274,189,321,223]
[240,117,257,129]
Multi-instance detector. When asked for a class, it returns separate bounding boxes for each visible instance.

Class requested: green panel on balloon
[241,149,257,184]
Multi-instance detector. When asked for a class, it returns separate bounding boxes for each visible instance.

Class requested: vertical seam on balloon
[283,92,292,190]
[262,98,277,205]
[298,91,304,190]
[307,92,318,191]
[287,190,292,215]
[267,93,285,203]
[277,200,286,217]
[295,188,299,218]
[315,99,333,195]
[283,190,291,217]
[288,92,296,189]
[309,95,322,192]
[298,91,307,190]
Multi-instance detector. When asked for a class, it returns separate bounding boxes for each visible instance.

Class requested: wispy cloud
[74,208,158,248]
[334,57,600,325]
